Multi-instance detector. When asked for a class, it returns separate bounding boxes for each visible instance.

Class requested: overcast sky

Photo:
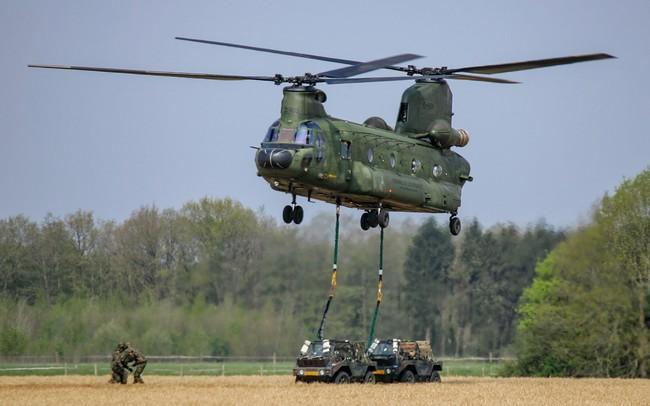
[2,0,648,228]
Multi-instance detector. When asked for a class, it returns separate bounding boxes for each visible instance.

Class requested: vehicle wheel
[367,211,379,228]
[449,216,461,235]
[295,376,301,384]
[363,371,376,384]
[399,369,416,383]
[430,371,441,383]
[282,205,294,224]
[293,205,304,224]
[360,212,370,230]
[334,371,351,384]
[378,210,390,228]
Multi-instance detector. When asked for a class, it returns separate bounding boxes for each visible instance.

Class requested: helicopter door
[340,140,352,181]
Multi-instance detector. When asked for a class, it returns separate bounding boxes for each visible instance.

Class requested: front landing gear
[449,215,461,236]
[283,194,303,225]
[360,209,389,231]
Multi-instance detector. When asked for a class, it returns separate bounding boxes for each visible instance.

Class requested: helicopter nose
[257,148,293,169]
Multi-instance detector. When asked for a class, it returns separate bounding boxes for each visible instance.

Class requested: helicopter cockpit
[263,120,321,146]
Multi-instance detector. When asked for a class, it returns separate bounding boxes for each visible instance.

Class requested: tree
[403,218,454,353]
[514,168,649,377]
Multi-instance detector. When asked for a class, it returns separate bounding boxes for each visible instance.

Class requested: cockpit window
[294,121,321,145]
[263,119,280,142]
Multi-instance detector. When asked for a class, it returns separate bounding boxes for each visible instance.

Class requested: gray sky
[2,0,648,227]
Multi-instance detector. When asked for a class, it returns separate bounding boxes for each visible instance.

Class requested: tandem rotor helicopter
[30,38,614,235]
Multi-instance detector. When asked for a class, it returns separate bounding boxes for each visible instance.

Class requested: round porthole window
[432,164,443,178]
[411,159,421,173]
[367,148,374,163]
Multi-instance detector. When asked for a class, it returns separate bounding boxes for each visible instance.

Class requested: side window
[340,141,351,160]
[263,119,280,142]
[316,135,325,161]
[397,103,408,123]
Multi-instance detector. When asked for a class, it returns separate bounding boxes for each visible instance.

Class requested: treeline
[0,198,563,359]
[511,169,649,377]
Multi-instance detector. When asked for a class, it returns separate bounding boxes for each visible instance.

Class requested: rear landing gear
[449,215,461,236]
[360,209,389,231]
[283,194,303,225]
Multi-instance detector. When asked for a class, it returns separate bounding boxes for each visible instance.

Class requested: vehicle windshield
[306,342,327,357]
[263,119,280,143]
[294,121,321,145]
[372,342,395,356]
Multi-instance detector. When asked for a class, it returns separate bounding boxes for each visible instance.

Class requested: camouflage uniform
[108,343,130,384]
[121,345,147,384]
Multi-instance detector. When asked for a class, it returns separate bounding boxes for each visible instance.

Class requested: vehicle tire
[367,211,379,228]
[282,205,294,224]
[334,371,351,384]
[360,212,370,231]
[293,205,304,224]
[363,371,376,384]
[449,216,461,235]
[399,369,416,383]
[295,376,301,384]
[378,210,390,228]
[430,371,441,383]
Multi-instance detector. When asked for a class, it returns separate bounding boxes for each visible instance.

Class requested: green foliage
[513,168,650,377]
[0,327,28,355]
[0,197,563,359]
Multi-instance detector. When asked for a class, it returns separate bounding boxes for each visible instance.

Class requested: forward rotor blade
[175,36,410,73]
[319,54,423,78]
[445,73,519,84]
[324,76,420,85]
[448,53,615,75]
[176,36,361,65]
[28,64,278,82]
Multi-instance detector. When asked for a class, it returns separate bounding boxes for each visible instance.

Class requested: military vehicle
[29,38,614,234]
[294,339,376,384]
[368,338,442,383]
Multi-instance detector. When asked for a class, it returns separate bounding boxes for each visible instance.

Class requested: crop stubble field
[1,375,649,406]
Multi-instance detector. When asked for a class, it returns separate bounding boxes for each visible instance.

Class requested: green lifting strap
[366,226,384,349]
[317,204,340,340]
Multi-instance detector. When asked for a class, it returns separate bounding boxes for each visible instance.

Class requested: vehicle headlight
[319,370,325,376]
[299,369,304,375]
[386,368,391,374]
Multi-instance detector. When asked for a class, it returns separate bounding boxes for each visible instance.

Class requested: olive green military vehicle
[294,339,376,384]
[30,38,613,234]
[368,338,442,383]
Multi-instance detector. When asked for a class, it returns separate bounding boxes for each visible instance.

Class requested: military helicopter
[30,38,614,234]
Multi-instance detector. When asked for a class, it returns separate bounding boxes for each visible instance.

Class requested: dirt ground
[1,375,649,405]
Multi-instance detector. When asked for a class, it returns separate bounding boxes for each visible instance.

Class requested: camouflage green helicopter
[30,38,613,234]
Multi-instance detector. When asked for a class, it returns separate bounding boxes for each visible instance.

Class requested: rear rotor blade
[324,76,420,85]
[448,53,615,75]
[445,73,519,84]
[319,54,423,78]
[28,64,278,82]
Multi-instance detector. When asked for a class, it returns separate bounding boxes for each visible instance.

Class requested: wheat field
[1,375,649,405]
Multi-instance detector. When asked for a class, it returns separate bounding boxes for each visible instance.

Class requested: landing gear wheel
[449,216,461,236]
[293,205,304,224]
[334,371,351,384]
[399,369,416,383]
[367,210,379,228]
[282,205,293,224]
[378,210,390,229]
[363,371,376,384]
[360,212,370,231]
[430,371,441,383]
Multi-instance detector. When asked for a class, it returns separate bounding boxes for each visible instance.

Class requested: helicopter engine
[428,127,470,148]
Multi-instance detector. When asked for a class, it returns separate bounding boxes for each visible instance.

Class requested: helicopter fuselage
[255,84,471,214]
